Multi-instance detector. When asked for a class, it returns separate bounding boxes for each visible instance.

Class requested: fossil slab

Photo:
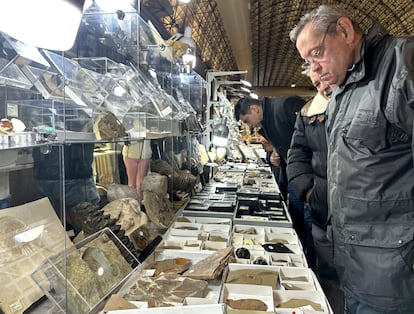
[182,246,233,280]
[143,191,175,229]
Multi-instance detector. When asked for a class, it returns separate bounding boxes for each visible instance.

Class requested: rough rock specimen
[107,183,140,202]
[71,202,101,233]
[182,246,233,280]
[150,159,198,193]
[93,111,126,140]
[142,191,174,229]
[141,172,168,196]
[102,198,148,237]
[151,258,192,276]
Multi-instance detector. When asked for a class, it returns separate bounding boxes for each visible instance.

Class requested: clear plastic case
[31,227,140,314]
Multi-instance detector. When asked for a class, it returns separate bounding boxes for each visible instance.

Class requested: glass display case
[0,198,71,314]
[0,1,206,313]
[0,2,201,145]
[32,227,139,314]
[7,98,95,142]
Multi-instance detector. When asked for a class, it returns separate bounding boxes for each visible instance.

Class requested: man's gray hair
[289,5,360,43]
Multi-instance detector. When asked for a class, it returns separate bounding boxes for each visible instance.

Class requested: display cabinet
[32,227,139,314]
[0,0,206,313]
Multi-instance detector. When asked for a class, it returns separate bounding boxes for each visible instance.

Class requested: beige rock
[141,172,168,196]
[102,198,148,236]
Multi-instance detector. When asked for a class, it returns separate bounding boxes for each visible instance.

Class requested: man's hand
[270,151,281,167]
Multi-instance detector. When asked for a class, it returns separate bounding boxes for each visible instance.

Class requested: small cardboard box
[222,283,274,312]
[274,290,330,313]
[279,267,314,285]
[107,303,225,314]
[225,263,280,289]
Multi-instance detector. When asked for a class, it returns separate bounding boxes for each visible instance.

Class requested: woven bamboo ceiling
[140,0,414,97]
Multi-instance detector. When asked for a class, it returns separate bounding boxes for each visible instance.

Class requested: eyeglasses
[302,21,337,68]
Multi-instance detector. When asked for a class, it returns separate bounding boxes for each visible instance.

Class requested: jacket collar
[345,23,388,85]
[303,93,328,117]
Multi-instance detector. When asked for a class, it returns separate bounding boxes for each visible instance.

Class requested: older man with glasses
[290,4,414,314]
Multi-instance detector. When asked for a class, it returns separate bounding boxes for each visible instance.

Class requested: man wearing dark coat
[234,95,311,256]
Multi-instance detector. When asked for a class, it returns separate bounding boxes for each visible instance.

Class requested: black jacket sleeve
[287,114,314,202]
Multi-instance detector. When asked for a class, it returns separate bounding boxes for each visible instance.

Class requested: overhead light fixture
[180,26,197,70]
[240,79,252,87]
[240,86,251,93]
[212,120,229,147]
[250,92,259,99]
[0,0,85,51]
[165,26,196,72]
[178,0,192,3]
[291,83,297,88]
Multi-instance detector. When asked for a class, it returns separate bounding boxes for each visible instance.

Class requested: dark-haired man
[234,96,312,258]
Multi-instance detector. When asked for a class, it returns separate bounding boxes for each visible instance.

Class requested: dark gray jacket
[259,96,305,195]
[326,23,414,311]
[259,95,305,161]
[287,98,328,230]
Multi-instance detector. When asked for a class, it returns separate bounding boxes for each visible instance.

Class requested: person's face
[310,70,333,99]
[239,104,262,129]
[296,19,355,86]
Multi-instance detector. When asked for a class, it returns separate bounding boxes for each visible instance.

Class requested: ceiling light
[182,49,196,69]
[179,0,192,3]
[250,92,259,99]
[180,26,197,69]
[240,86,251,93]
[0,0,85,51]
[165,26,197,70]
[291,83,296,88]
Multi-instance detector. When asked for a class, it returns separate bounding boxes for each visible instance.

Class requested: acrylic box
[0,198,71,314]
[42,50,108,111]
[6,98,95,142]
[0,32,50,90]
[31,227,140,314]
